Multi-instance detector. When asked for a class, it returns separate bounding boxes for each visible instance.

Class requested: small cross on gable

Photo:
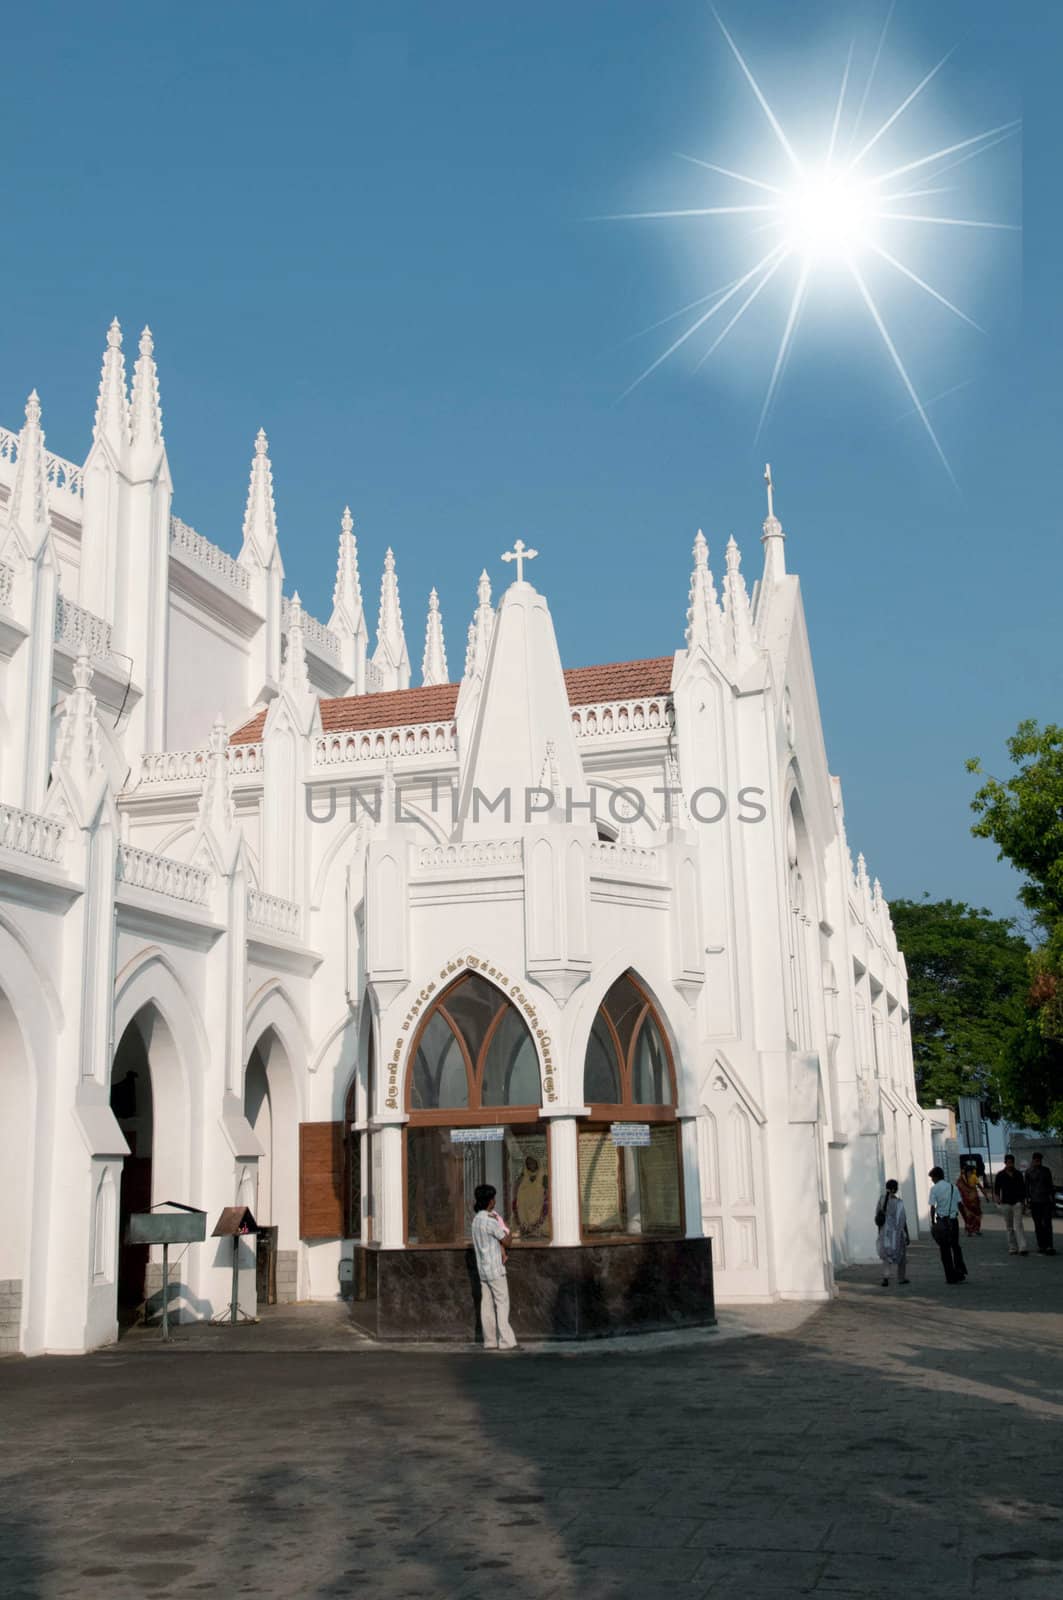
[500,539,538,584]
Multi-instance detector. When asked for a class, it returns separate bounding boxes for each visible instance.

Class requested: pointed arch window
[405,971,550,1246]
[579,973,683,1239]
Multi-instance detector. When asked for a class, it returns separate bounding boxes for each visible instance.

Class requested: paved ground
[2,1213,1062,1599]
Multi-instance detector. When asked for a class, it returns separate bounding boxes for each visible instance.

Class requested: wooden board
[299,1121,345,1239]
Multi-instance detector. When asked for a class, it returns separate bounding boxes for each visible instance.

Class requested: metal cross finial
[764,462,775,520]
[501,538,538,584]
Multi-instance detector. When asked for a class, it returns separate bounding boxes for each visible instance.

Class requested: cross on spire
[764,462,775,520]
[501,538,538,584]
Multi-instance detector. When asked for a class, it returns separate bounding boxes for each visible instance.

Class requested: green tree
[890,897,1029,1106]
[967,720,1063,930]
[967,720,1063,1131]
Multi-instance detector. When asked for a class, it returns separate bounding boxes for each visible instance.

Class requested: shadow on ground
[2,1217,1062,1599]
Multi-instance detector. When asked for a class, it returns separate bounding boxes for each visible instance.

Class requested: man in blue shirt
[928,1166,968,1285]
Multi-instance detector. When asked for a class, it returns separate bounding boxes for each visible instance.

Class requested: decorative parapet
[247,887,301,937]
[0,803,65,865]
[0,425,84,498]
[364,659,385,693]
[589,840,662,877]
[281,595,340,662]
[116,844,212,905]
[54,594,114,662]
[137,742,263,787]
[0,560,14,611]
[570,696,673,739]
[416,840,523,872]
[169,516,252,596]
[313,720,456,767]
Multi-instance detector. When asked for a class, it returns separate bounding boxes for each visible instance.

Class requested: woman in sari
[957,1168,986,1236]
[877,1179,910,1287]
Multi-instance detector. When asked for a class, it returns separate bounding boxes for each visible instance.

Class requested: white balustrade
[0,425,83,498]
[54,594,114,661]
[246,887,301,937]
[169,516,252,595]
[570,696,673,739]
[416,840,523,872]
[0,803,65,865]
[137,743,263,786]
[313,720,456,767]
[281,595,340,661]
[589,840,661,877]
[0,560,14,611]
[116,845,212,905]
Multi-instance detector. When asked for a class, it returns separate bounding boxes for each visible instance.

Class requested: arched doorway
[404,971,547,1245]
[0,988,32,1345]
[579,971,683,1238]
[110,1019,154,1320]
[109,1003,190,1324]
[244,1027,300,1304]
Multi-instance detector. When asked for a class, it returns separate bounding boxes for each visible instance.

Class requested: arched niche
[577,970,683,1240]
[403,971,548,1247]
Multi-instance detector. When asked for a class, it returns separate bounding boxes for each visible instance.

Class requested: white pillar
[375,1119,407,1248]
[543,1111,585,1246]
[678,1114,704,1238]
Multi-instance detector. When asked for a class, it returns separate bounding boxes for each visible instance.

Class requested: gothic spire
[197,715,236,839]
[283,591,311,696]
[329,506,365,633]
[8,390,50,552]
[685,530,725,656]
[760,461,786,583]
[93,318,129,452]
[421,588,449,686]
[723,536,756,664]
[464,569,494,680]
[128,326,163,455]
[372,548,411,689]
[54,654,103,782]
[240,428,279,565]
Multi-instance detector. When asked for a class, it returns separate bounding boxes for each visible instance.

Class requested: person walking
[471,1183,519,1350]
[1024,1152,1057,1256]
[993,1154,1029,1256]
[957,1167,986,1237]
[928,1166,968,1284]
[876,1179,910,1286]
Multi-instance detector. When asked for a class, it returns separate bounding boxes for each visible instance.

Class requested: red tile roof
[230,655,674,744]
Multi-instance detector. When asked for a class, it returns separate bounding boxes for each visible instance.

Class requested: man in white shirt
[928,1166,968,1285]
[471,1184,518,1351]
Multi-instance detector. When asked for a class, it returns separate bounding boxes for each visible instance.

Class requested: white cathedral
[0,321,929,1354]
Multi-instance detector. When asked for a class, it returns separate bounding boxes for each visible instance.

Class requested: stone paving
[2,1213,1062,1598]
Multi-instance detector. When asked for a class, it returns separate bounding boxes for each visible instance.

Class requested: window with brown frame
[405,972,550,1246]
[579,972,682,1239]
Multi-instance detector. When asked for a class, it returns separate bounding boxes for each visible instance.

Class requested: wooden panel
[299,1121,344,1240]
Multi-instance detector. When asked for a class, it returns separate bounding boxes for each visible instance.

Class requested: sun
[602,7,1020,480]
[781,169,876,261]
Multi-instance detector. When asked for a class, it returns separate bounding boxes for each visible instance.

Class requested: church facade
[0,321,928,1355]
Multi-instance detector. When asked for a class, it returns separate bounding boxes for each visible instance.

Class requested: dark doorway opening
[110,1022,154,1324]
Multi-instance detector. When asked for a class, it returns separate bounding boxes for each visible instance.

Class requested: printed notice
[579,1130,622,1231]
[611,1122,651,1147]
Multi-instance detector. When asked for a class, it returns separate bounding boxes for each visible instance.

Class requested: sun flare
[604,7,1020,480]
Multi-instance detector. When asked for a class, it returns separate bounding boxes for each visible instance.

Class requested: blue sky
[0,1,1057,921]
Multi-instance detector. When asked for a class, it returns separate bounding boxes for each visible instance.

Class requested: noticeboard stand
[124,1203,207,1341]
[210,1207,259,1327]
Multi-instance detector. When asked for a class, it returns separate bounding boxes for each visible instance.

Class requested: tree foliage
[890,897,1028,1107]
[967,720,1063,1132]
[967,721,1063,931]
